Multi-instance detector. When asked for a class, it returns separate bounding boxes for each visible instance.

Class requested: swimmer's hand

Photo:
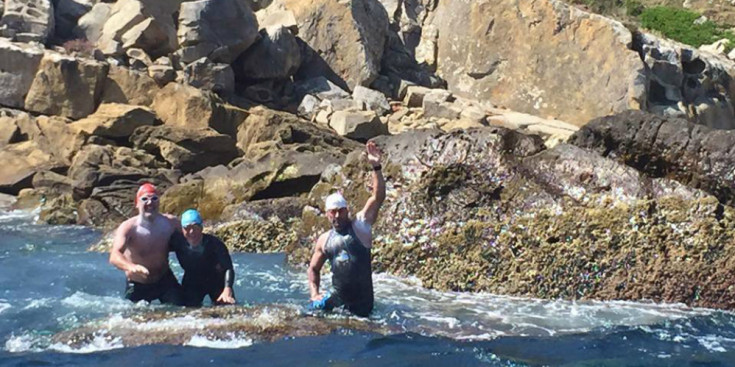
[126,264,150,277]
[217,287,236,304]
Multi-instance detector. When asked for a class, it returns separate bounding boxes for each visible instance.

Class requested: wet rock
[569,110,735,206]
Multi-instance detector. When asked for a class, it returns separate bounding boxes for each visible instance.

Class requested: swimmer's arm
[109,222,147,275]
[307,233,329,301]
[212,237,235,288]
[359,164,385,226]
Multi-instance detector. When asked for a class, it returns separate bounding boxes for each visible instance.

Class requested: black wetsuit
[124,269,183,305]
[170,232,235,307]
[322,223,374,317]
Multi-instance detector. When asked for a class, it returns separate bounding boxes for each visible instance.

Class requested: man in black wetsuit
[170,209,236,307]
[307,141,386,317]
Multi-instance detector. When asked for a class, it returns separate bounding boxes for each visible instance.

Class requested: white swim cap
[325,192,348,210]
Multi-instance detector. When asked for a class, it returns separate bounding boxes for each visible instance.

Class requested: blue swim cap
[181,209,203,227]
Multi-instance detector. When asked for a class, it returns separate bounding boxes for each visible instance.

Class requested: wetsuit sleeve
[211,236,235,288]
[168,230,187,253]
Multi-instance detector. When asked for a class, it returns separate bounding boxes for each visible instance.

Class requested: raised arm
[359,141,386,225]
[109,221,149,277]
[307,233,329,301]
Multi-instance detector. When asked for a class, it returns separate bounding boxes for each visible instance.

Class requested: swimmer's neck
[137,212,159,224]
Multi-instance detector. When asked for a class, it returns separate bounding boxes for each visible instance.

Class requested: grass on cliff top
[570,1,735,51]
[640,6,735,49]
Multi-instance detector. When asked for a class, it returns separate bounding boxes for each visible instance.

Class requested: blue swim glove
[309,292,331,310]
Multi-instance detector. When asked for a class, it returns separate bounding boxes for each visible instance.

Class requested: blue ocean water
[1,209,735,366]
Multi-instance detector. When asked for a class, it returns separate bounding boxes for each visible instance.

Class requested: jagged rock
[281,0,389,90]
[428,0,645,125]
[0,39,44,109]
[72,2,111,43]
[38,193,77,225]
[68,144,169,200]
[569,110,735,206]
[422,90,460,119]
[131,125,239,173]
[151,83,248,136]
[147,64,176,85]
[293,77,350,101]
[296,94,319,119]
[634,33,735,129]
[100,64,161,106]
[183,57,235,95]
[329,110,388,140]
[237,25,301,80]
[97,0,177,58]
[0,0,55,43]
[255,8,297,33]
[32,170,73,193]
[352,86,390,115]
[403,86,432,108]
[70,103,157,139]
[177,0,260,64]
[24,52,108,119]
[0,115,21,147]
[0,141,60,195]
[55,0,97,40]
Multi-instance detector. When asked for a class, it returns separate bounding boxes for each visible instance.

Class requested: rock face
[0,141,60,194]
[176,0,260,64]
[100,65,161,107]
[428,0,645,126]
[131,125,239,173]
[568,110,735,206]
[284,126,735,309]
[0,39,44,109]
[635,33,735,130]
[70,103,157,139]
[24,52,108,119]
[236,25,301,81]
[1,0,55,43]
[280,0,389,90]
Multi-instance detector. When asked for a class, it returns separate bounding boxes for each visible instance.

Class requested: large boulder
[70,103,157,139]
[96,0,178,58]
[131,125,239,173]
[151,83,248,136]
[182,57,235,95]
[0,141,60,195]
[0,39,44,109]
[176,0,260,64]
[0,0,55,43]
[236,25,301,80]
[569,110,735,206]
[99,64,162,106]
[636,33,735,130]
[329,110,389,140]
[55,0,97,40]
[72,2,111,43]
[280,0,389,90]
[428,0,645,126]
[12,111,84,166]
[24,52,108,120]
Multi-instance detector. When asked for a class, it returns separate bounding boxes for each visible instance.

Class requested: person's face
[137,193,159,216]
[326,207,349,231]
[183,224,203,245]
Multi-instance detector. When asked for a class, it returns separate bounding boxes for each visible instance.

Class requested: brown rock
[70,103,157,139]
[100,65,161,106]
[0,141,61,195]
[24,52,109,120]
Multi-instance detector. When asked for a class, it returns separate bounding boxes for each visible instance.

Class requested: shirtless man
[109,183,183,305]
[307,141,386,317]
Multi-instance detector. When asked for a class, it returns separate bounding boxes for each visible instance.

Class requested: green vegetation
[640,6,735,49]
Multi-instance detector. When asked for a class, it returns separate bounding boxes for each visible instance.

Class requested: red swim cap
[135,183,157,204]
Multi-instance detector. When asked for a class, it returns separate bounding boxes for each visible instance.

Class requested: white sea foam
[4,333,45,353]
[48,333,124,354]
[185,334,254,349]
[0,301,11,315]
[61,291,137,313]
